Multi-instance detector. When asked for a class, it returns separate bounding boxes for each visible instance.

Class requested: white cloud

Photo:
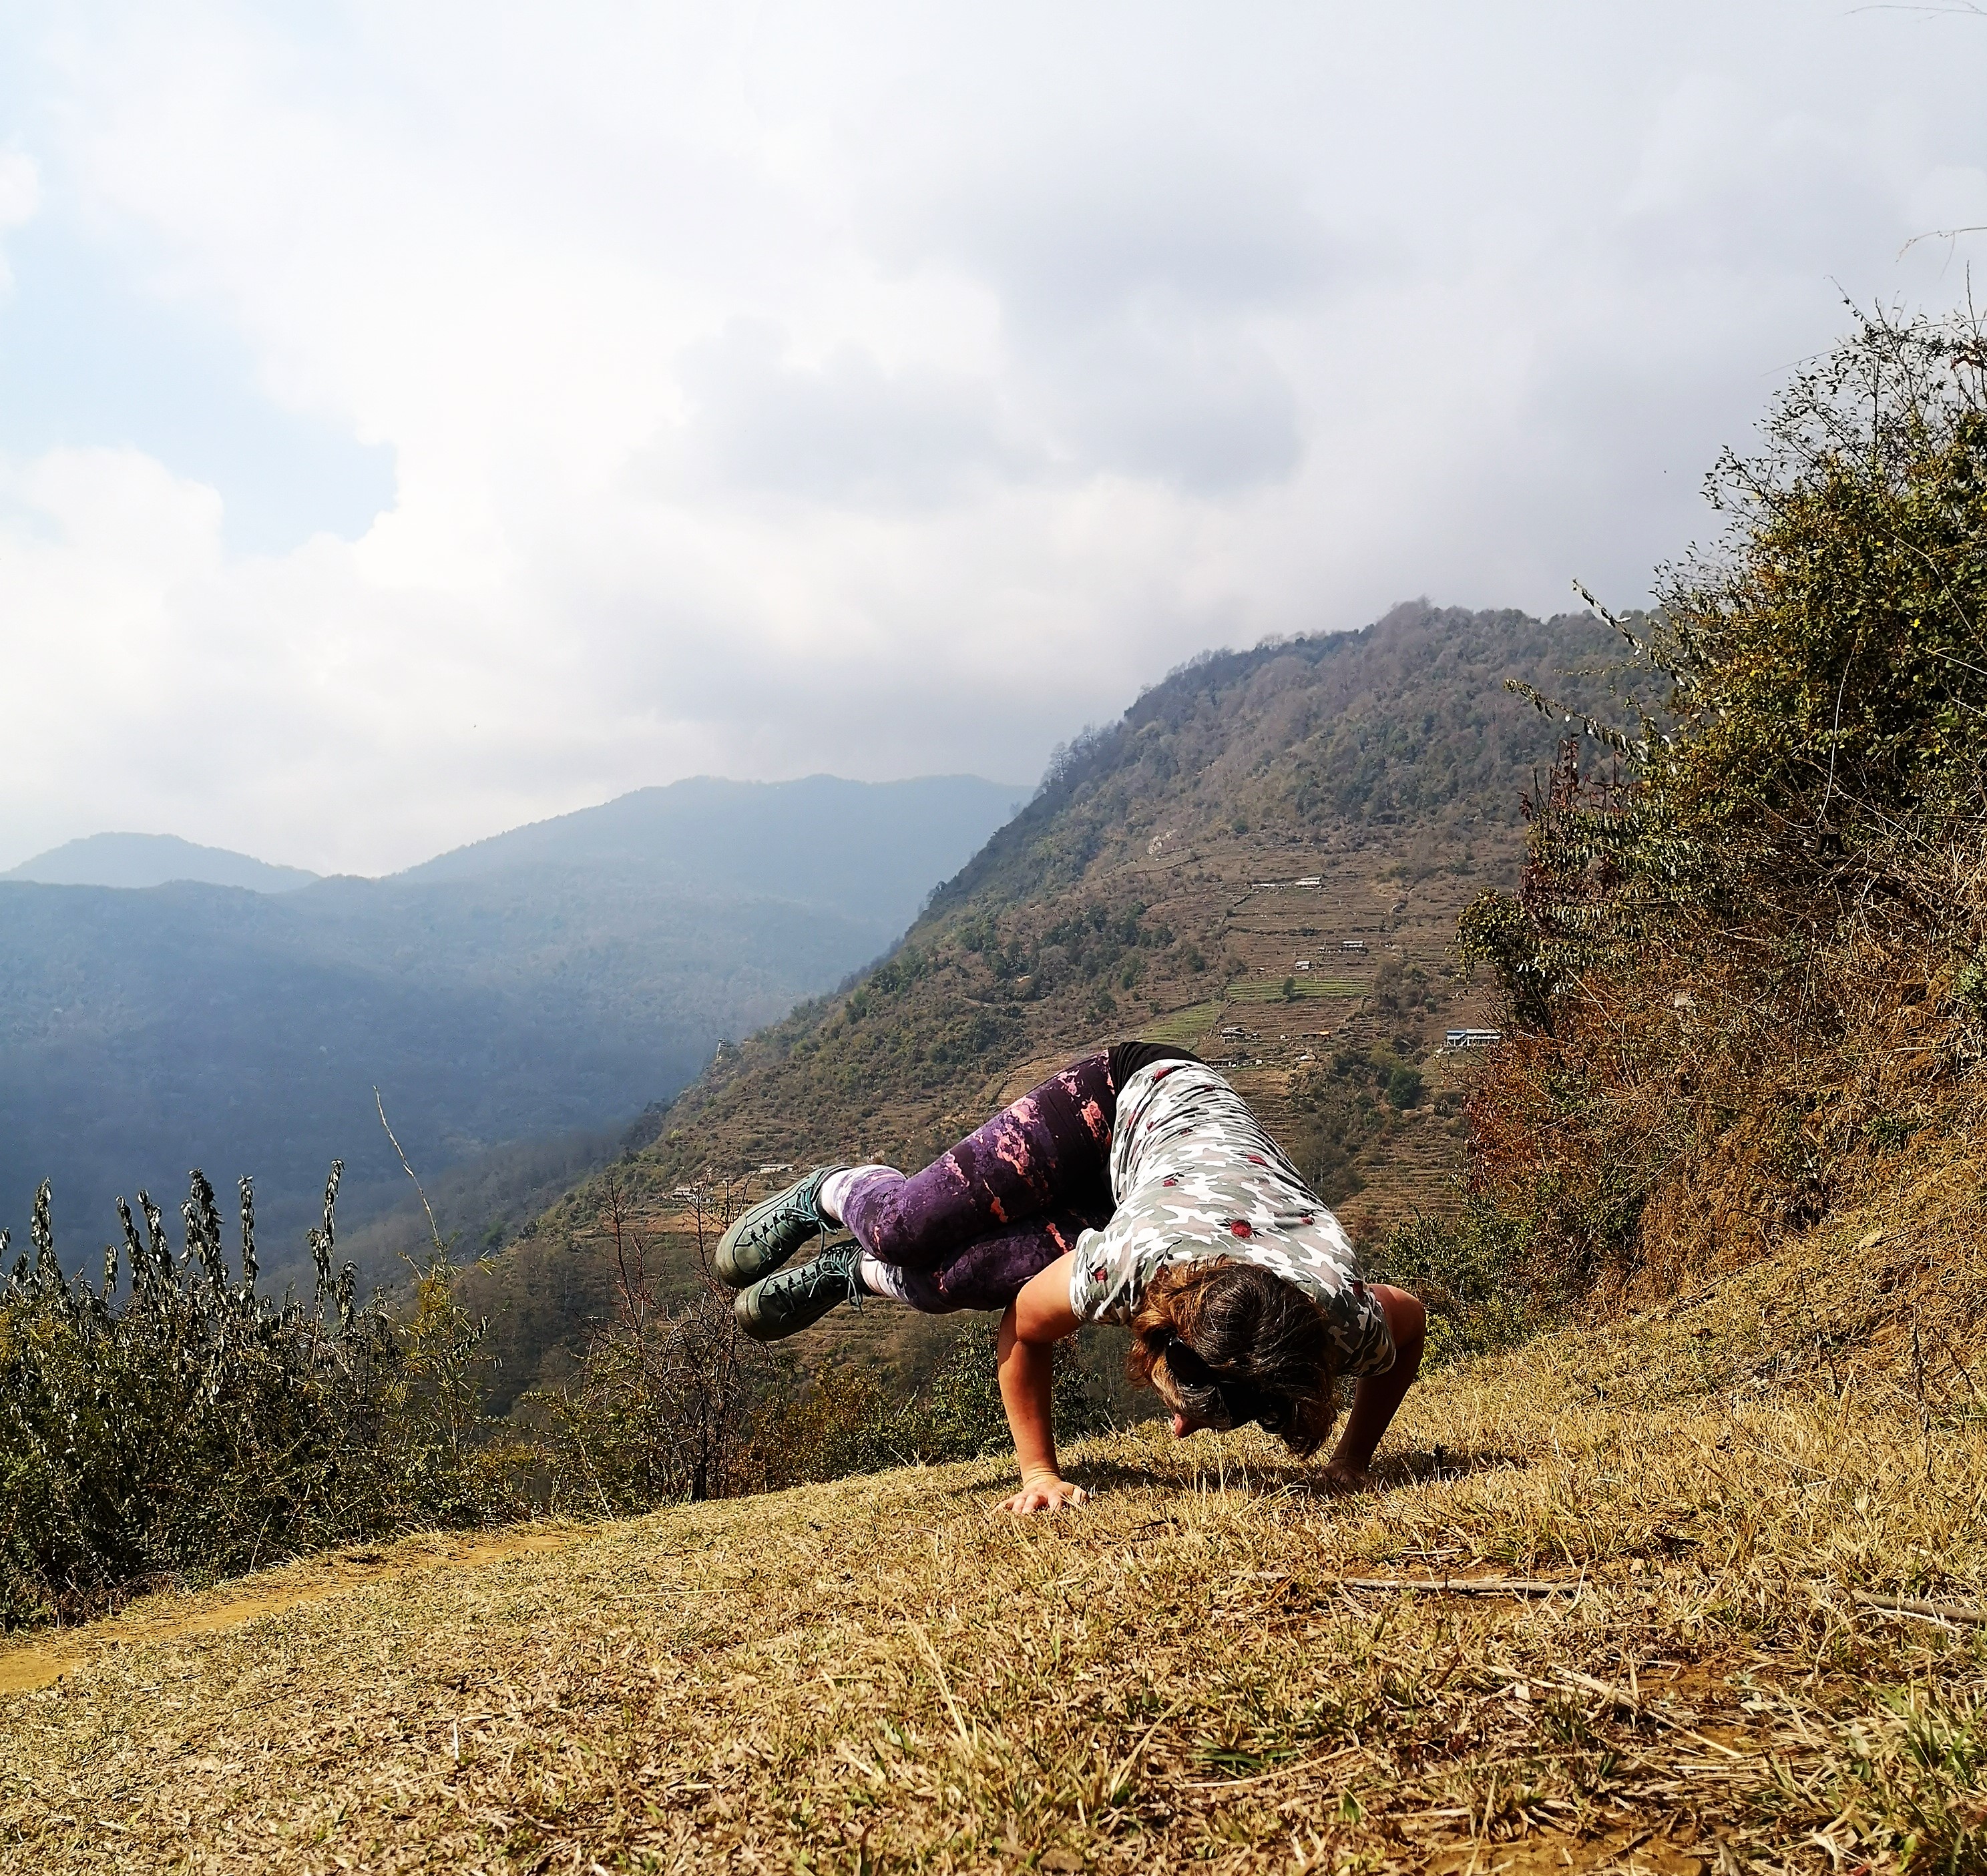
[0,150,35,229]
[664,324,1024,509]
[0,147,38,298]
[1,1,1986,873]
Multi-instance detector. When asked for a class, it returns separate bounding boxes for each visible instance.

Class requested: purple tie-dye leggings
[837,1051,1118,1313]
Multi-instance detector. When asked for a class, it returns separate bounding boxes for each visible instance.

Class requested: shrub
[524,1174,778,1511]
[1385,1065,1423,1110]
[0,1167,513,1628]
[1459,308,1987,1298]
[1365,1201,1540,1367]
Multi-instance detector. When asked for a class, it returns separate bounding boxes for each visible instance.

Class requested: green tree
[1460,308,1987,1291]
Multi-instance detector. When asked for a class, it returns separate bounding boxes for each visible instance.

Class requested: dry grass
[3,1203,1984,1875]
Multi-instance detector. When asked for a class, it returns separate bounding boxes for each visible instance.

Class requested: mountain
[0,776,1025,1270]
[461,602,1623,1407]
[400,774,1028,923]
[3,833,320,893]
[598,604,1622,1206]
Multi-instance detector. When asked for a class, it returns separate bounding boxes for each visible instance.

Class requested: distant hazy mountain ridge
[4,833,320,893]
[398,774,1028,923]
[0,775,1024,1267]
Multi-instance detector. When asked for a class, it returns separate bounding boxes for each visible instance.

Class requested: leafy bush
[1385,1064,1423,1110]
[1459,308,1987,1297]
[1365,1201,1539,1367]
[0,1167,513,1628]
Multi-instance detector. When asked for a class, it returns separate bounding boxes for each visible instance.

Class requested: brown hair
[1126,1258,1340,1457]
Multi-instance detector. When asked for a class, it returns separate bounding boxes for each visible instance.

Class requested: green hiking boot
[734,1238,869,1342]
[714,1166,846,1287]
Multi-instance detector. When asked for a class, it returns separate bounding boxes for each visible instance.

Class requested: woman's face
[1154,1365,1225,1438]
[1152,1357,1229,1438]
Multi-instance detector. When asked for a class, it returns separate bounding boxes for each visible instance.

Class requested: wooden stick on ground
[1334,1576,1582,1597]
[1544,1667,1745,1760]
[1854,1590,1987,1628]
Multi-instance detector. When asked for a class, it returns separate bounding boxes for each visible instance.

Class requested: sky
[1,2,1984,877]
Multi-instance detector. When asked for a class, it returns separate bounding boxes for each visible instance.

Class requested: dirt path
[0,1525,587,1696]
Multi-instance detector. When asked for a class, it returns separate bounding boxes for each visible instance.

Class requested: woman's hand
[1322,1285,1425,1487]
[996,1256,1084,1516]
[999,1471,1090,1516]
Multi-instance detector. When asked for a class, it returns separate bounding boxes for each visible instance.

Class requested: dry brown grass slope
[5,1177,1983,1876]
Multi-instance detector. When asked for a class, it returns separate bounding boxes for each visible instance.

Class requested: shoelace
[763,1233,861,1309]
[744,1181,825,1246]
[821,1234,863,1310]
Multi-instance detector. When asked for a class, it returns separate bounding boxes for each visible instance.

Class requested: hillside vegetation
[4,312,1987,1873]
[1461,310,1987,1317]
[0,1168,507,1630]
[0,775,1020,1264]
[1,602,1620,1620]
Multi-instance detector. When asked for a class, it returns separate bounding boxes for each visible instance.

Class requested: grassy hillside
[467,602,1618,1404]
[0,776,1022,1266]
[6,1189,1981,1874]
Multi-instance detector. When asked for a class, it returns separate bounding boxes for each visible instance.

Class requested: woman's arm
[1323,1283,1425,1491]
[995,1252,1085,1515]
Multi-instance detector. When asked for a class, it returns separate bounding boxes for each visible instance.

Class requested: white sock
[857,1252,913,1303]
[818,1164,893,1224]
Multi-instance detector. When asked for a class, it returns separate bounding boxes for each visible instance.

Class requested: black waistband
[1108,1040,1203,1092]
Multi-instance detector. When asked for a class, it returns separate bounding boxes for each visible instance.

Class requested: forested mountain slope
[472,602,1618,1404]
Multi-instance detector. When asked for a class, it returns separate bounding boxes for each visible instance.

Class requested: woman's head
[1126,1258,1339,1457]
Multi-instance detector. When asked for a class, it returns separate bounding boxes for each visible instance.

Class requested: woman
[714,1043,1425,1515]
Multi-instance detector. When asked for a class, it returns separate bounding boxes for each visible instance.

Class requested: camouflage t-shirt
[1068,1060,1396,1377]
